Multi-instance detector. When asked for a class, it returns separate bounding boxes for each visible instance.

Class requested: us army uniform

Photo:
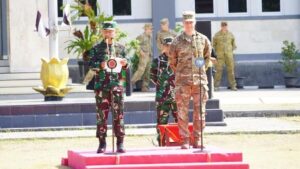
[213,21,237,90]
[88,21,127,153]
[150,37,178,146]
[156,18,177,54]
[131,23,153,92]
[170,11,211,149]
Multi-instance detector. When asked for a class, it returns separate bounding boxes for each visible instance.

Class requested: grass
[0,134,300,169]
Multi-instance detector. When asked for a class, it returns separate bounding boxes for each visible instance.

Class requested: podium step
[86,162,249,169]
[64,147,249,169]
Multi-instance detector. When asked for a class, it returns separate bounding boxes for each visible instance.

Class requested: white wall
[211,19,300,54]
[9,0,49,72]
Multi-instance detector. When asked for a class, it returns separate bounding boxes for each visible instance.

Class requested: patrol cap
[182,11,195,22]
[221,21,228,27]
[103,21,117,30]
[160,18,169,25]
[163,37,174,45]
[143,23,153,29]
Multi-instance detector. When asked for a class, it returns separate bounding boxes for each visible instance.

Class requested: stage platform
[62,146,249,169]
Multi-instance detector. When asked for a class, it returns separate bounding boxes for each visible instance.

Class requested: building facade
[0,0,299,76]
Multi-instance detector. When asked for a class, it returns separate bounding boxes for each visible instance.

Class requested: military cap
[143,23,153,29]
[163,37,174,45]
[221,21,228,26]
[160,18,169,25]
[182,11,195,21]
[102,21,117,30]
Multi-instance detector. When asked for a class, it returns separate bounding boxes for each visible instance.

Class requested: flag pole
[48,0,59,58]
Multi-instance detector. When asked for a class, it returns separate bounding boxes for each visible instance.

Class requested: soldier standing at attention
[156,18,177,54]
[150,37,178,146]
[213,21,237,91]
[170,11,212,149]
[131,23,153,92]
[88,21,128,153]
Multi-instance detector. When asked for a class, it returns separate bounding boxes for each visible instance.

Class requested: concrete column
[152,0,176,57]
[48,0,59,58]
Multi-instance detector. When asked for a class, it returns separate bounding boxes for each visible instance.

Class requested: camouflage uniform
[88,40,127,146]
[156,30,177,54]
[213,29,237,89]
[150,52,178,145]
[131,24,153,91]
[170,31,211,146]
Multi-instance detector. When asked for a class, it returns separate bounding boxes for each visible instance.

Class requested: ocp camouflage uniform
[88,40,127,144]
[150,53,178,145]
[213,30,237,89]
[156,30,177,54]
[170,31,211,146]
[131,26,153,91]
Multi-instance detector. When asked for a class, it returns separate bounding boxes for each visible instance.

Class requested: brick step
[86,162,249,169]
[65,147,248,169]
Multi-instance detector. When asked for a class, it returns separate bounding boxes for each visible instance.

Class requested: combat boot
[230,86,237,91]
[97,137,106,153]
[181,138,190,149]
[116,137,126,153]
[193,137,204,149]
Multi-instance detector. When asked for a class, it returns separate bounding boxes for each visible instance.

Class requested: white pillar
[48,0,59,58]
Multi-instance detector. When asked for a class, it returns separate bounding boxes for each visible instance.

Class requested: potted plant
[65,0,113,82]
[279,40,300,88]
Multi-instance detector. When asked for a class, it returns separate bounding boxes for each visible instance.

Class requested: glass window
[229,0,247,13]
[195,0,214,14]
[262,0,280,12]
[113,0,132,16]
[58,0,63,17]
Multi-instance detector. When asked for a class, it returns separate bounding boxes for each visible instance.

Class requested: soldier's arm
[204,38,212,69]
[232,33,237,50]
[212,35,217,49]
[169,42,178,72]
[88,46,100,70]
[150,59,159,85]
[156,33,162,52]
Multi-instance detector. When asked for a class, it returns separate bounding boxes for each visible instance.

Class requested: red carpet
[62,146,249,169]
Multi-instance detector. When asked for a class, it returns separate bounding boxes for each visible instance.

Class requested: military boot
[181,138,190,149]
[116,137,126,153]
[97,137,106,153]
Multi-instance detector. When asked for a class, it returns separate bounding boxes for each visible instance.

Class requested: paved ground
[1,117,300,140]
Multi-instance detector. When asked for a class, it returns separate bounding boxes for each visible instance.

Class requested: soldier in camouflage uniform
[88,21,128,153]
[131,23,153,92]
[156,18,177,54]
[213,21,237,91]
[170,11,212,149]
[150,37,178,146]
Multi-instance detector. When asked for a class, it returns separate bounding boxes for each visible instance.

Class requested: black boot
[97,137,106,153]
[116,137,125,153]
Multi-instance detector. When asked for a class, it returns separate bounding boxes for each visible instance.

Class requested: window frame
[226,0,250,16]
[259,0,283,15]
[195,0,217,17]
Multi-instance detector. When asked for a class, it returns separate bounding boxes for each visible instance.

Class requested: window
[113,0,131,16]
[229,0,247,13]
[262,0,280,12]
[195,0,214,14]
[58,0,63,17]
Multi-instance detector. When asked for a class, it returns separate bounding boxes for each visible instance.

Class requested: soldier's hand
[100,61,106,69]
[120,59,127,67]
[92,68,100,72]
[140,50,145,57]
[210,57,217,64]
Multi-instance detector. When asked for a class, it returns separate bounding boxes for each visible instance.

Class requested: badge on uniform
[104,57,123,73]
[194,57,205,68]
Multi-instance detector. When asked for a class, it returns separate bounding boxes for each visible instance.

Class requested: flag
[35,11,50,38]
[61,4,71,27]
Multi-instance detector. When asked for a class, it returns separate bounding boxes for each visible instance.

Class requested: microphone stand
[193,34,204,152]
